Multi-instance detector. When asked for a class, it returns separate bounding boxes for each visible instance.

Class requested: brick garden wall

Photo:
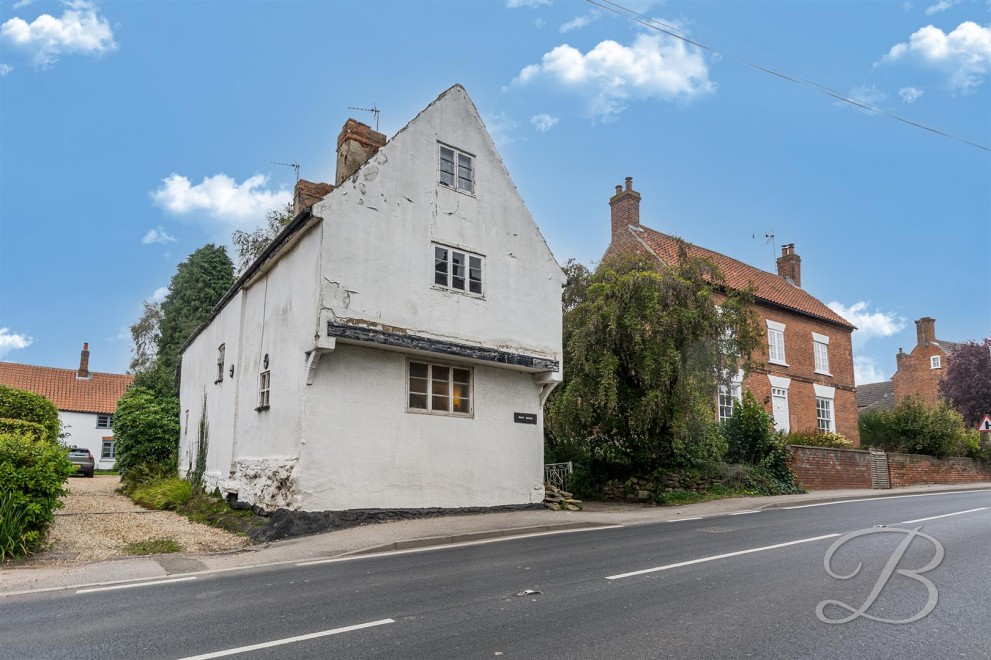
[789,445,991,490]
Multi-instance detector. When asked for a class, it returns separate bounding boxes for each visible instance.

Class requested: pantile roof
[0,362,133,414]
[635,227,856,329]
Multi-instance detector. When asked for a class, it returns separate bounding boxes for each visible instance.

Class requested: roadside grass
[94,470,118,476]
[653,485,752,506]
[123,538,181,555]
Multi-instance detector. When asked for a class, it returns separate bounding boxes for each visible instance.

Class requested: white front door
[771,387,790,432]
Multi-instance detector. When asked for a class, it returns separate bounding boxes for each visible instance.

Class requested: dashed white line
[76,576,197,594]
[727,510,760,516]
[605,533,842,580]
[176,619,395,660]
[667,517,704,522]
[897,507,987,525]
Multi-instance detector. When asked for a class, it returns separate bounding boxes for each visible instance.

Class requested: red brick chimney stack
[335,119,387,186]
[78,342,90,379]
[915,317,936,347]
[609,176,641,238]
[776,243,802,288]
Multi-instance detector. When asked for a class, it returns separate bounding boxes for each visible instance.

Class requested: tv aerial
[272,161,300,182]
[752,228,776,264]
[348,103,381,132]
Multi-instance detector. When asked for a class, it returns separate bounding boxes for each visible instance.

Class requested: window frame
[766,319,787,366]
[96,414,112,429]
[101,440,115,460]
[257,370,271,411]
[812,332,831,376]
[406,359,474,418]
[816,397,835,432]
[438,143,475,195]
[216,343,226,383]
[930,355,942,369]
[433,243,484,297]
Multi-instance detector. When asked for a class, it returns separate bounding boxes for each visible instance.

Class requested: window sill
[255,405,270,412]
[405,407,474,419]
[768,359,789,367]
[437,182,476,198]
[430,285,485,300]
[814,370,833,377]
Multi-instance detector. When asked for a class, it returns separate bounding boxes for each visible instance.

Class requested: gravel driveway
[32,475,249,564]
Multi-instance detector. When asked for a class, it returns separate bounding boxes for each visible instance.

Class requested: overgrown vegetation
[0,432,75,560]
[860,396,980,459]
[231,202,294,274]
[130,477,193,510]
[122,538,181,555]
[782,429,853,449]
[0,384,60,442]
[113,387,181,480]
[722,392,802,495]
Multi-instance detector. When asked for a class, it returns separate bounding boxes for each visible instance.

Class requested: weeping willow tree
[546,246,762,473]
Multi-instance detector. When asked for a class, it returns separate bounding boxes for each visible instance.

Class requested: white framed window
[439,144,474,194]
[930,355,941,369]
[216,344,226,383]
[812,332,830,375]
[434,244,483,295]
[407,360,472,416]
[816,398,834,432]
[101,440,115,460]
[766,319,787,365]
[717,372,743,423]
[257,370,271,410]
[96,414,112,429]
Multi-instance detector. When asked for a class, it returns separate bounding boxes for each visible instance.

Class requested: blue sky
[1,0,988,386]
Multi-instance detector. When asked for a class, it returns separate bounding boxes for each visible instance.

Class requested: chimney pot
[775,243,801,287]
[615,185,622,195]
[625,177,633,191]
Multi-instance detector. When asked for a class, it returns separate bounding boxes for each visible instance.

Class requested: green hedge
[0,432,75,559]
[113,387,180,479]
[783,429,853,449]
[0,418,49,443]
[0,385,60,442]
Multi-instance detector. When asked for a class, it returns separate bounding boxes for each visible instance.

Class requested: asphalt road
[3,490,990,659]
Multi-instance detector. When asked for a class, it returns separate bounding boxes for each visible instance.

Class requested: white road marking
[76,576,197,594]
[296,524,625,567]
[897,507,988,525]
[605,533,842,580]
[667,517,704,522]
[727,510,760,516]
[782,489,991,510]
[176,619,395,660]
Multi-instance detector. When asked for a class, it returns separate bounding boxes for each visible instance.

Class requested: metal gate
[870,448,890,489]
[543,462,573,490]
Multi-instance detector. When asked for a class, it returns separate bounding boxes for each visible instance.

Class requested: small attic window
[439,144,474,194]
[930,355,941,369]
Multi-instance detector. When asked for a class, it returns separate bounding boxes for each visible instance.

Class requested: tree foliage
[156,244,235,388]
[112,387,181,478]
[128,300,162,375]
[938,339,991,428]
[546,249,763,472]
[0,384,60,443]
[859,396,974,458]
[231,202,294,275]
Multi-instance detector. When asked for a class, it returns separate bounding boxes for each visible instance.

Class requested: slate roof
[0,362,133,414]
[856,380,895,411]
[932,340,965,356]
[635,227,856,330]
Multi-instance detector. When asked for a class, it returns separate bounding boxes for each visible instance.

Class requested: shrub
[131,477,193,510]
[0,491,30,560]
[783,429,853,449]
[722,391,777,465]
[119,461,177,496]
[113,387,180,479]
[858,397,970,458]
[0,385,60,443]
[0,418,49,443]
[0,432,75,559]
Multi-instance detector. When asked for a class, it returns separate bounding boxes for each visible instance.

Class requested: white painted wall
[60,411,115,470]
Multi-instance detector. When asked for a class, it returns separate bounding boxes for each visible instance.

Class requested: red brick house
[891,317,962,406]
[603,178,860,444]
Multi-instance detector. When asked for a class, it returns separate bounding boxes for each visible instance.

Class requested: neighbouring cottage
[891,317,963,406]
[603,178,860,444]
[0,343,133,468]
[856,380,895,413]
[177,85,565,512]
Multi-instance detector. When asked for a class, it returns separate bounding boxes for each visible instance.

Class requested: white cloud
[561,12,599,33]
[530,113,560,132]
[882,22,991,94]
[511,29,714,121]
[12,0,36,9]
[151,173,291,228]
[837,84,888,114]
[827,301,908,348]
[483,112,521,147]
[151,286,169,303]
[0,328,33,358]
[924,0,960,15]
[0,64,12,76]
[0,1,117,69]
[141,226,176,245]
[506,0,550,7]
[899,85,924,102]
[854,355,887,385]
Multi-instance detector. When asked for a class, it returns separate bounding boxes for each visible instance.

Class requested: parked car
[67,446,95,477]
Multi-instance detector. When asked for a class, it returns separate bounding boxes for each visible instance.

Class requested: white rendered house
[178,85,564,512]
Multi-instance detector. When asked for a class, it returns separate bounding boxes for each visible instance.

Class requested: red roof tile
[0,362,134,414]
[635,227,855,329]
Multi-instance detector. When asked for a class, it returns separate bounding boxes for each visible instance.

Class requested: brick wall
[789,445,872,490]
[790,445,991,490]
[887,452,991,487]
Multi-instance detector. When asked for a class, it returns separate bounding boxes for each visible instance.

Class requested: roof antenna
[272,161,300,182]
[348,104,380,132]
[752,228,776,264]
